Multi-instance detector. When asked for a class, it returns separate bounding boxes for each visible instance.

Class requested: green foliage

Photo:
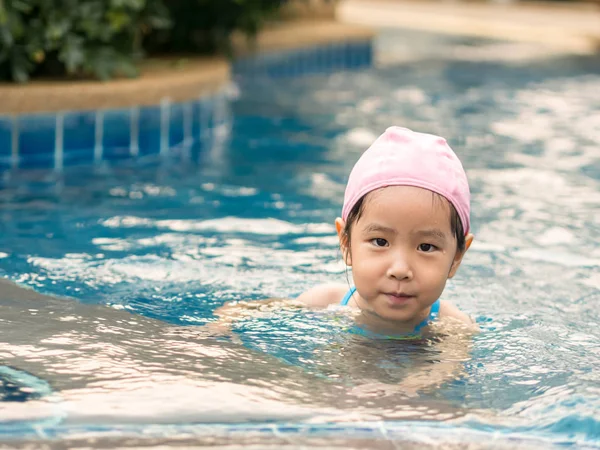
[0,0,170,82]
[144,0,287,55]
[0,0,288,83]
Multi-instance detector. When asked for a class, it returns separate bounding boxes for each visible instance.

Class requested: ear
[448,233,473,279]
[335,217,352,266]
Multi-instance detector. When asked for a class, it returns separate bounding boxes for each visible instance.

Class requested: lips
[385,292,415,306]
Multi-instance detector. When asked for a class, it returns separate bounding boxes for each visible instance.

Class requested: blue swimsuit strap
[340,287,440,333]
[414,298,440,333]
[340,286,356,306]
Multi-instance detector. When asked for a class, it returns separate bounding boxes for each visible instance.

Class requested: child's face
[337,186,470,328]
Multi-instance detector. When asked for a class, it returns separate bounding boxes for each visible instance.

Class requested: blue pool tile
[265,61,283,78]
[235,57,254,76]
[359,41,374,67]
[344,42,358,69]
[227,39,372,81]
[292,50,305,76]
[329,44,341,70]
[304,48,318,75]
[316,47,328,73]
[63,111,95,166]
[18,113,56,169]
[0,116,12,170]
[103,108,132,161]
[330,44,341,70]
[18,153,56,169]
[191,100,202,140]
[307,48,320,74]
[139,105,161,156]
[304,48,319,75]
[203,98,217,132]
[269,56,284,78]
[0,156,10,171]
[282,54,297,77]
[342,42,355,68]
[191,97,216,145]
[63,148,97,167]
[169,102,185,148]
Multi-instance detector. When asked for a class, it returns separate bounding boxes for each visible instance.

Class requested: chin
[374,307,417,324]
[385,313,417,324]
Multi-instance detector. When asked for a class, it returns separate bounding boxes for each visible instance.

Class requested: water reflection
[0,279,468,434]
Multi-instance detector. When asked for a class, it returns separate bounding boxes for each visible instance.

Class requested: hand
[200,319,243,345]
[202,319,232,337]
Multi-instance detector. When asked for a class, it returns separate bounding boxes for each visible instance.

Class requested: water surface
[0,29,599,447]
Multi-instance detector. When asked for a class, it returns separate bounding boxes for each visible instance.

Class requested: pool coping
[233,20,374,57]
[339,0,600,55]
[0,58,229,115]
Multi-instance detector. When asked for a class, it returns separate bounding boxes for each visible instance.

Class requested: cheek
[353,250,387,280]
[350,246,371,268]
[421,258,453,288]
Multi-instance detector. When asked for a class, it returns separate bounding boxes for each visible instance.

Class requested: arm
[352,319,477,398]
[214,283,347,318]
[396,320,476,395]
[294,283,348,307]
[205,283,347,336]
[439,300,479,330]
[206,297,300,336]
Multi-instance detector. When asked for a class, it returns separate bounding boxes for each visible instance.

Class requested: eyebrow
[362,223,397,235]
[413,229,448,242]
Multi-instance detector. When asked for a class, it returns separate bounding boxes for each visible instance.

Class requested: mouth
[384,292,415,306]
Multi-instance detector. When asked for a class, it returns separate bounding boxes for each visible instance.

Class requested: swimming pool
[0,29,599,448]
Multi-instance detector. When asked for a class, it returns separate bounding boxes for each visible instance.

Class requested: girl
[295,126,476,338]
[215,126,476,339]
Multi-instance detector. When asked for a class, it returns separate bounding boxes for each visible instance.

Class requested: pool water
[0,29,599,448]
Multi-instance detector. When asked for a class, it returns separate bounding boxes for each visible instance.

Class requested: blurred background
[0,0,598,84]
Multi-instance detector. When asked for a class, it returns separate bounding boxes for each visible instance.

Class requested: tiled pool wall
[232,40,373,79]
[0,93,231,171]
[0,40,373,171]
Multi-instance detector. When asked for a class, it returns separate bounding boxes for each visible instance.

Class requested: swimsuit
[340,286,440,339]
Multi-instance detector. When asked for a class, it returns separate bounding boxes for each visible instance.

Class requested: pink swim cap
[342,126,470,235]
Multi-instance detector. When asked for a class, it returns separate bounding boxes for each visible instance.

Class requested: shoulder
[439,300,479,329]
[295,283,349,308]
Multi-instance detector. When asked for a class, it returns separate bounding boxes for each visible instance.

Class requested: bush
[0,0,171,82]
[144,0,287,55]
[0,0,289,83]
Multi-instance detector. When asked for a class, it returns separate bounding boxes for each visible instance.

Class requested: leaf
[10,49,32,82]
[12,65,28,82]
[0,3,7,25]
[44,17,71,43]
[146,13,170,30]
[58,34,85,73]
[116,55,138,78]
[106,10,131,32]
[86,46,120,80]
[8,10,25,39]
[110,0,146,11]
[10,0,33,14]
[0,25,13,49]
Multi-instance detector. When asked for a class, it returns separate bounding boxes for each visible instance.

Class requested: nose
[386,252,413,281]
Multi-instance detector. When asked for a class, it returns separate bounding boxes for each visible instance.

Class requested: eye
[371,238,389,247]
[418,243,437,252]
